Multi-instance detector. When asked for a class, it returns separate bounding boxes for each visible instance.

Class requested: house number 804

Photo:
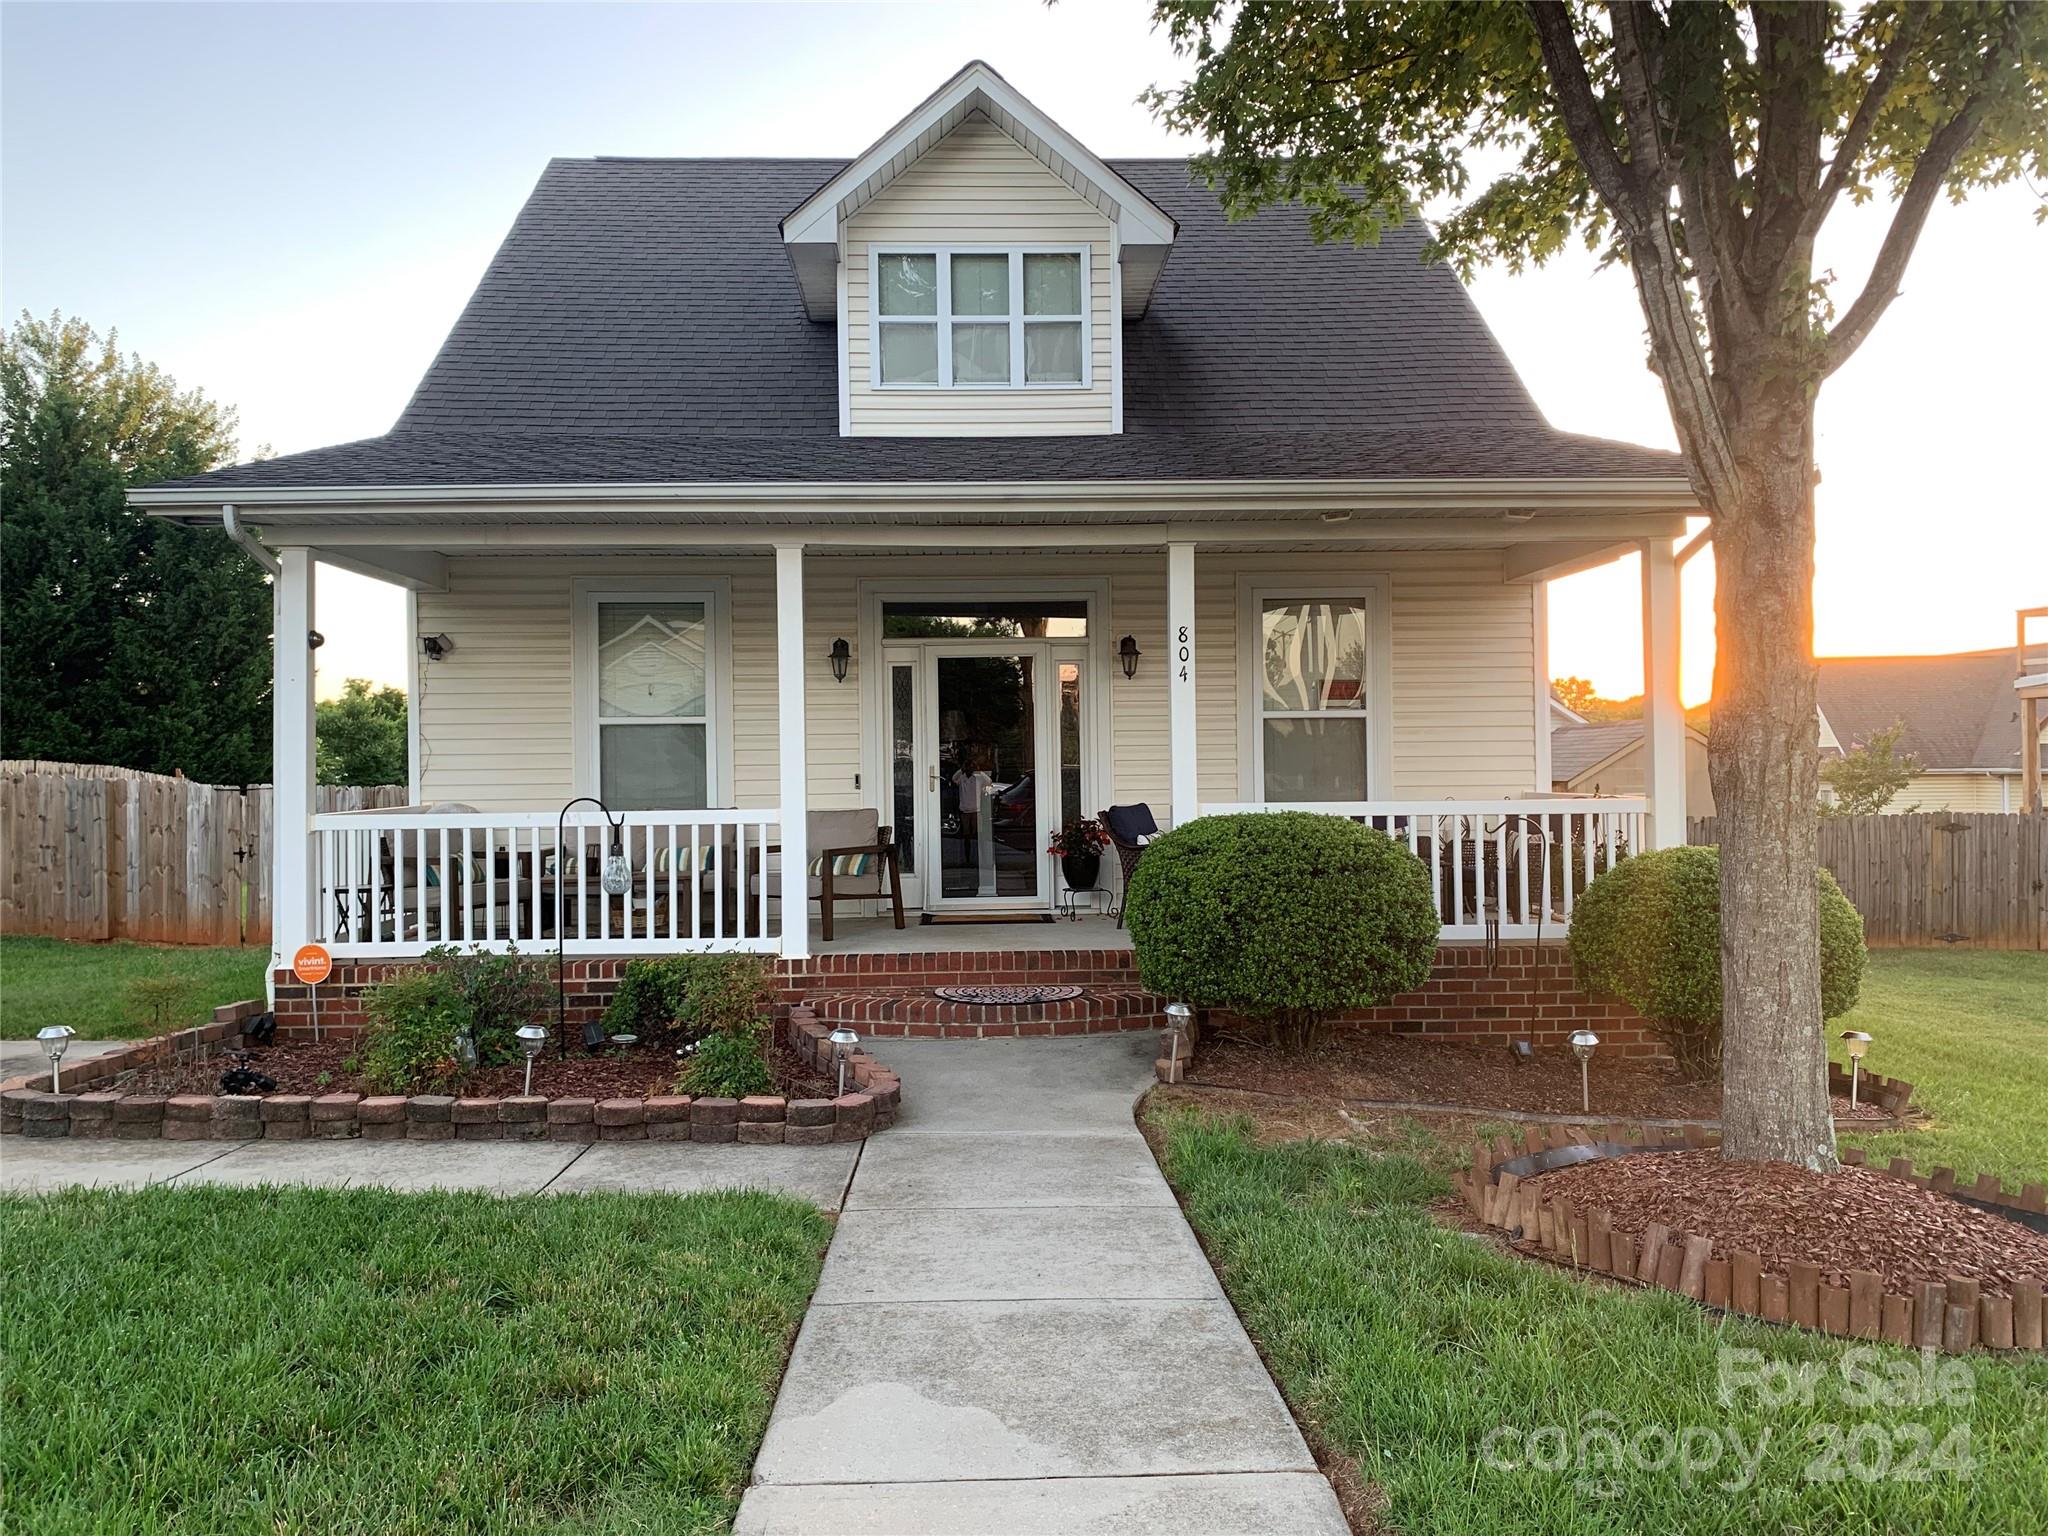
[1177,625,1191,680]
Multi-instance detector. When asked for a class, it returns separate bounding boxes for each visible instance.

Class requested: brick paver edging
[0,1003,900,1148]
[1459,1123,2048,1356]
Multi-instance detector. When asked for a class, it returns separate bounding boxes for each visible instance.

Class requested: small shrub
[677,1030,773,1098]
[1125,811,1440,1051]
[357,970,473,1094]
[602,954,772,1043]
[688,956,774,1038]
[602,956,702,1039]
[1567,844,1867,1076]
[421,944,550,1064]
[125,974,198,1036]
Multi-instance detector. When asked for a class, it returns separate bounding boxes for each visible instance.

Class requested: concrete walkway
[736,1035,1347,1535]
[0,1135,860,1207]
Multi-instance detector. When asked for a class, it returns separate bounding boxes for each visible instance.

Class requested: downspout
[223,503,284,1009]
[222,503,282,576]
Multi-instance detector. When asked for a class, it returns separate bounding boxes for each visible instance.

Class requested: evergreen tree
[2,312,270,782]
[316,679,408,787]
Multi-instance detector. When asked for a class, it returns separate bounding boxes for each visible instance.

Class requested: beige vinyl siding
[1891,773,2013,813]
[416,550,1542,825]
[846,114,1115,436]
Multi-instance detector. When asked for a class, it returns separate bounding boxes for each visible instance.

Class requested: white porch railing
[309,808,782,959]
[1195,798,1647,941]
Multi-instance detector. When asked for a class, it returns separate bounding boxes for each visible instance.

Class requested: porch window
[594,598,713,810]
[1257,598,1372,802]
[873,248,1088,388]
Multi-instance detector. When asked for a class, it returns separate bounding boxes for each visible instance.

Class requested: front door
[923,644,1052,909]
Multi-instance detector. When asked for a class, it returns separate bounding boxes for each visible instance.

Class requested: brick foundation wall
[270,942,1656,1054]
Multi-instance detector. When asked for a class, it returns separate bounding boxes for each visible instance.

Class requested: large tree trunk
[1707,387,1838,1171]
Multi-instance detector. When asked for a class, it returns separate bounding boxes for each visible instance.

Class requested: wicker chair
[1097,803,1160,926]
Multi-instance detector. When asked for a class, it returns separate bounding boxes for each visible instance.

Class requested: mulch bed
[1188,1028,1892,1122]
[125,1030,835,1104]
[1526,1148,2048,1296]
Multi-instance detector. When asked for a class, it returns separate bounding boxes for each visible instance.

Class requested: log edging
[1456,1123,2046,1356]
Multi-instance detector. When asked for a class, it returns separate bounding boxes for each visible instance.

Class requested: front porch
[260,497,1697,974]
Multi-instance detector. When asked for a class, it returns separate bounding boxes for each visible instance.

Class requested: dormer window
[873,247,1089,389]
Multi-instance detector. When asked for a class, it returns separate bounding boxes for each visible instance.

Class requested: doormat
[919,913,1058,926]
[935,984,1085,1005]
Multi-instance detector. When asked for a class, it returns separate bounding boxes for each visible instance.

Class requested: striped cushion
[650,844,720,877]
[423,857,488,888]
[808,852,873,879]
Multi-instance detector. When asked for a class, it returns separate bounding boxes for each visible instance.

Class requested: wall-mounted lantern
[829,637,851,684]
[1118,635,1142,680]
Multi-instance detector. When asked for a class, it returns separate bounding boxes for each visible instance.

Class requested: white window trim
[1237,576,1394,802]
[869,245,1092,391]
[572,580,733,808]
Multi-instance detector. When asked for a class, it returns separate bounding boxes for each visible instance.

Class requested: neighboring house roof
[1549,720,1708,783]
[146,151,1685,494]
[1816,649,2044,775]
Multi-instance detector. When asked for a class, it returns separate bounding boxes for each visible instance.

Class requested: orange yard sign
[292,944,332,986]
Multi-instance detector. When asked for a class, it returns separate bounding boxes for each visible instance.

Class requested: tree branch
[1799,2,1933,246]
[1822,15,2013,377]
[1524,2,1646,226]
[1528,1,1742,503]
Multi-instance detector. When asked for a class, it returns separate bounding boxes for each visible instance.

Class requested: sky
[5,0,2043,706]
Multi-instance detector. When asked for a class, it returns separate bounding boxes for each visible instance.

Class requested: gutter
[220,504,281,576]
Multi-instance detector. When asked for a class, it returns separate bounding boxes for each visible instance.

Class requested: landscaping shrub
[601,955,699,1039]
[423,943,550,1064]
[602,954,773,1043]
[355,970,474,1094]
[1125,811,1440,1051]
[1567,844,1866,1075]
[677,1030,774,1098]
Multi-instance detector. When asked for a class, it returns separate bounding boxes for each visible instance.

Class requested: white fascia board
[132,476,1700,515]
[781,62,1176,252]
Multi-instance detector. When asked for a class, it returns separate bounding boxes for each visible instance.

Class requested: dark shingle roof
[1549,722,1648,781]
[1817,650,2041,774]
[150,154,1687,492]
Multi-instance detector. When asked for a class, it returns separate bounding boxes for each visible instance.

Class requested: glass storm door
[924,646,1051,908]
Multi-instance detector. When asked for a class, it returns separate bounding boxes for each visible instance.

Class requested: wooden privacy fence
[2,762,405,947]
[1689,812,2046,950]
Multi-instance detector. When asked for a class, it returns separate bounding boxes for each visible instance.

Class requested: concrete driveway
[735,1035,1347,1535]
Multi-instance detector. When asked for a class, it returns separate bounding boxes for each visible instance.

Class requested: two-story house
[135,63,1698,1028]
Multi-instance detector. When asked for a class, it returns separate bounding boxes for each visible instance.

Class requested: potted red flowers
[1049,819,1109,891]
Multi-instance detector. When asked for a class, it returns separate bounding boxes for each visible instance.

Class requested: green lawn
[0,1186,829,1534]
[1828,949,2048,1188]
[0,936,268,1041]
[1154,1108,2048,1536]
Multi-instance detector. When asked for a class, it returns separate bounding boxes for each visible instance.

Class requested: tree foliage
[1147,1,2042,1168]
[1820,716,1920,815]
[315,678,408,787]
[1,312,270,782]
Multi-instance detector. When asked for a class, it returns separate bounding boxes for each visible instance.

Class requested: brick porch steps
[803,984,1167,1039]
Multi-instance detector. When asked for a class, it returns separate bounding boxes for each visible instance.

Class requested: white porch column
[775,542,811,959]
[1641,537,1686,849]
[1167,540,1198,827]
[271,547,317,973]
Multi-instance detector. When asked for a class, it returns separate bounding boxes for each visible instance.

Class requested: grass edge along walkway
[1,1184,831,1535]
[1151,1106,2048,1536]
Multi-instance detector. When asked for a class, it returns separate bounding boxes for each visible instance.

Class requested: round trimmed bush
[1125,811,1440,1051]
[1567,844,1867,1076]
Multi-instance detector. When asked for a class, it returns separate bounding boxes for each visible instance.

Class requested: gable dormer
[782,62,1176,437]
